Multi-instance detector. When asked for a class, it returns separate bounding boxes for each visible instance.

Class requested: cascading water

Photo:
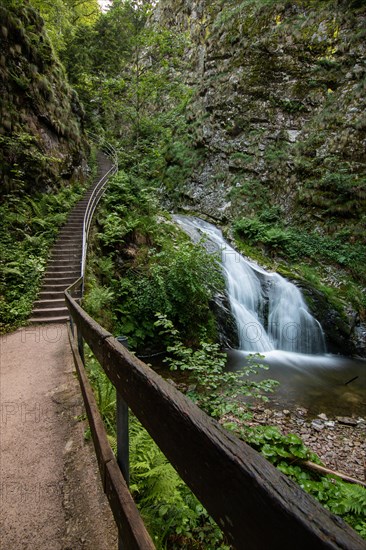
[174,215,326,355]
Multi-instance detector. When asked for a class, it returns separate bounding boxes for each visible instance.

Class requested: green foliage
[0,3,86,199]
[82,280,116,330]
[234,216,366,284]
[0,132,61,197]
[84,169,224,349]
[30,0,100,54]
[155,314,278,418]
[84,346,116,435]
[129,416,229,549]
[63,0,189,150]
[0,179,87,332]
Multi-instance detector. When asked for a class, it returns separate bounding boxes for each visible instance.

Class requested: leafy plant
[129,416,229,549]
[83,281,116,330]
[0,177,88,332]
[84,345,116,435]
[155,314,278,419]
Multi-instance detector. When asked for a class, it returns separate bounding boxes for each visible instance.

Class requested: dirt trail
[0,324,117,549]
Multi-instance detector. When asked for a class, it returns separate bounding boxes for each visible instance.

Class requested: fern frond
[341,484,366,515]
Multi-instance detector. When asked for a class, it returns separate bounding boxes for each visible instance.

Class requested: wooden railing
[65,284,365,550]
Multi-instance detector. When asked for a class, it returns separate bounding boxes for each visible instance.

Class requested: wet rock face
[0,4,88,198]
[155,0,366,227]
[212,291,239,348]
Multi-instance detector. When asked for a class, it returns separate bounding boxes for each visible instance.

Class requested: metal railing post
[77,328,85,365]
[117,393,129,550]
[117,394,129,484]
[116,335,129,550]
[70,314,74,337]
[116,335,130,483]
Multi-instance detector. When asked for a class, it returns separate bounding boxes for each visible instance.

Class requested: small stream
[174,215,366,417]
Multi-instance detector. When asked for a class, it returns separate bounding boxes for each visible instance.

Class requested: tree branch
[302,460,366,488]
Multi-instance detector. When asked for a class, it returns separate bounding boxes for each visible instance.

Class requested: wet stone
[336,416,358,426]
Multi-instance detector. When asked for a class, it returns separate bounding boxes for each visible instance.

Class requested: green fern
[327,482,366,538]
[107,434,117,455]
[334,483,366,515]
[129,416,229,549]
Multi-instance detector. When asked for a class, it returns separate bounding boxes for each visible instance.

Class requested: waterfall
[174,215,326,355]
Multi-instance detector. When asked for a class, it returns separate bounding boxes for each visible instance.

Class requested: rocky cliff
[0,2,87,199]
[156,0,365,224]
[154,0,366,354]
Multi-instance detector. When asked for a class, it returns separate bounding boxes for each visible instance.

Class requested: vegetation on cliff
[0,0,95,331]
[0,1,88,197]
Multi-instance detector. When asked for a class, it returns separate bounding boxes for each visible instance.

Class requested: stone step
[56,234,83,239]
[45,269,80,276]
[60,225,83,230]
[30,306,70,319]
[56,233,83,239]
[60,226,83,231]
[50,251,82,260]
[57,235,83,241]
[54,234,82,240]
[49,255,80,262]
[51,245,82,251]
[53,242,83,249]
[33,299,66,309]
[43,276,78,285]
[42,283,74,291]
[29,315,70,324]
[38,290,67,300]
[48,258,80,265]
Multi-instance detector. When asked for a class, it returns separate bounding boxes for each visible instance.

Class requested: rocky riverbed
[247,405,366,482]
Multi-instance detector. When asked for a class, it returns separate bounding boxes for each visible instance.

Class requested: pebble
[336,416,358,426]
[324,421,335,428]
[244,404,366,481]
[311,420,325,431]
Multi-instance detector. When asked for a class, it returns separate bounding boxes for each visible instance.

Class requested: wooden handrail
[65,291,365,550]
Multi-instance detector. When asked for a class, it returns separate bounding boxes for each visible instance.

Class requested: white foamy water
[174,215,326,354]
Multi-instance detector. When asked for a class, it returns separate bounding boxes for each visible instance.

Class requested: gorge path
[0,323,117,549]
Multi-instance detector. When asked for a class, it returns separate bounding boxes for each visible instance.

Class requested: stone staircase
[29,154,113,324]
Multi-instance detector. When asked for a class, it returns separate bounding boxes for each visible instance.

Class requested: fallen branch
[302,460,366,488]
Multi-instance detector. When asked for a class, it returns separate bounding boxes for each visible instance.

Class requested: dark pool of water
[227,349,366,417]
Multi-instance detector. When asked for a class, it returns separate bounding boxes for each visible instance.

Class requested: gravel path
[0,324,117,549]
